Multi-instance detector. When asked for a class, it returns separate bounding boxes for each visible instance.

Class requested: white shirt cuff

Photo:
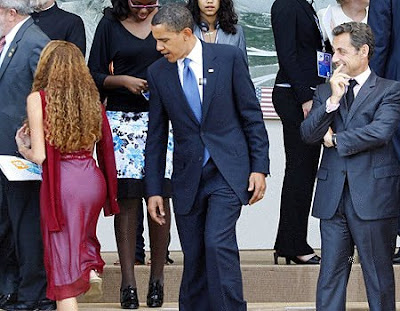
[326,97,340,113]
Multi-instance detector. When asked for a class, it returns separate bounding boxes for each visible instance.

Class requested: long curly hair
[186,0,238,34]
[32,41,103,153]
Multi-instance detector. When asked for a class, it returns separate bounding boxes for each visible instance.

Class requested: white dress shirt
[177,37,204,102]
[0,17,30,67]
[326,67,372,113]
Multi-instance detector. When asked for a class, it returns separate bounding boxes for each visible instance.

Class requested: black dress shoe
[146,280,164,308]
[120,286,139,309]
[36,299,56,311]
[0,293,17,309]
[393,250,400,264]
[5,301,36,311]
[285,254,321,265]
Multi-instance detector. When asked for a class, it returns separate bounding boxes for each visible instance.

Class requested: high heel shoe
[120,285,139,309]
[273,252,321,265]
[83,270,103,302]
[285,254,321,265]
[146,280,164,308]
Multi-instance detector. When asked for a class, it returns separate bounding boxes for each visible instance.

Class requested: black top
[31,2,86,55]
[88,9,162,112]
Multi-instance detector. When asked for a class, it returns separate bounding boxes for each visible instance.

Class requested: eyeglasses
[129,1,160,9]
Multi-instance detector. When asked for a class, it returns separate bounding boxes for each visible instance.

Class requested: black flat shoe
[286,254,321,265]
[120,286,139,309]
[393,249,400,264]
[147,280,164,308]
[0,293,17,309]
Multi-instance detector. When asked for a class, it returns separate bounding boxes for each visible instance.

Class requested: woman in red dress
[15,40,119,311]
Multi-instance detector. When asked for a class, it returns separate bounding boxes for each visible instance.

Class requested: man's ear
[182,27,193,41]
[360,44,369,58]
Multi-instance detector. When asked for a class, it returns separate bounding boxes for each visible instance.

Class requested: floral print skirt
[107,110,173,188]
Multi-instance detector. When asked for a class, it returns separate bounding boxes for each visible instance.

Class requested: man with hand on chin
[301,22,400,311]
[144,4,270,311]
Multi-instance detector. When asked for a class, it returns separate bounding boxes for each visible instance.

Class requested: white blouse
[317,4,369,44]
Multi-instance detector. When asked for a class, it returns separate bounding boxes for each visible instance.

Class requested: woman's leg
[114,198,142,288]
[148,198,171,283]
[57,297,78,311]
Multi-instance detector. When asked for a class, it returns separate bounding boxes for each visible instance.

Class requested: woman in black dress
[89,0,172,308]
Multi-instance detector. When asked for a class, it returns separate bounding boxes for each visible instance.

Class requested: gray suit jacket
[0,18,49,155]
[300,71,400,220]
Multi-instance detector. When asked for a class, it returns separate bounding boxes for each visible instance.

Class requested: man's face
[332,32,368,77]
[152,24,189,63]
[31,0,54,11]
[0,7,11,38]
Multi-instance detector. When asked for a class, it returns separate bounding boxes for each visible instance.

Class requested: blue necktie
[183,58,210,166]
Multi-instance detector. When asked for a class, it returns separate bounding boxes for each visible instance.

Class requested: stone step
[79,302,400,311]
[81,250,400,304]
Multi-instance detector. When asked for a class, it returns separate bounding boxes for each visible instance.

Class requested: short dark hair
[332,22,375,59]
[151,3,194,32]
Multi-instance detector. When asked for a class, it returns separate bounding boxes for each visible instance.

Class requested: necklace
[204,30,215,35]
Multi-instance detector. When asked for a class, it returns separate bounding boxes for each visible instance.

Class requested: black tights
[114,198,171,288]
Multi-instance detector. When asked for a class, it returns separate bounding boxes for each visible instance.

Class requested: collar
[352,66,371,88]
[177,36,202,68]
[33,2,57,15]
[5,16,30,46]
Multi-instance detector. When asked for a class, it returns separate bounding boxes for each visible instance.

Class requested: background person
[0,1,51,310]
[368,0,400,263]
[30,0,86,55]
[88,0,172,308]
[186,0,247,62]
[271,0,324,265]
[15,40,119,311]
[317,0,369,52]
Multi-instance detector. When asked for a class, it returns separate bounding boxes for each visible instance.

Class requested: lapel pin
[208,68,214,73]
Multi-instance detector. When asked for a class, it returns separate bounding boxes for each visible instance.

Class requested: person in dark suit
[271,0,325,265]
[301,22,400,311]
[144,4,270,311]
[368,0,400,263]
[31,0,86,56]
[0,1,53,310]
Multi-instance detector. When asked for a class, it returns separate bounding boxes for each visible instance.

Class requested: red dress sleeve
[96,106,119,216]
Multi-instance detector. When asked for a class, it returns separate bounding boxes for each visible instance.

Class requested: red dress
[38,90,119,300]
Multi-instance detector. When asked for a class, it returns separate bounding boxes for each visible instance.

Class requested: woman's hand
[15,124,31,150]
[122,76,148,95]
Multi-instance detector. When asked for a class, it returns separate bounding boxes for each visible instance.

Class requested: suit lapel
[201,43,218,121]
[345,72,377,126]
[297,0,318,27]
[164,60,199,125]
[0,18,33,80]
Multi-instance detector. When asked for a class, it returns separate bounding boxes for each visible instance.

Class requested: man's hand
[248,172,267,205]
[329,64,351,105]
[302,100,313,119]
[147,195,166,225]
[323,127,334,148]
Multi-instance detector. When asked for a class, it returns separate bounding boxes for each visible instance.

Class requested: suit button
[199,156,203,161]
[341,170,346,175]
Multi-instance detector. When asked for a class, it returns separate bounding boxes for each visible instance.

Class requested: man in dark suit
[0,1,53,310]
[368,0,400,263]
[271,0,325,264]
[31,0,86,56]
[301,22,400,311]
[144,4,270,311]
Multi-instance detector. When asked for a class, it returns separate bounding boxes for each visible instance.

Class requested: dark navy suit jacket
[368,0,400,159]
[0,18,49,155]
[369,0,400,81]
[145,42,270,215]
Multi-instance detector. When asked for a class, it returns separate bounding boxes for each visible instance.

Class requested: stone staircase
[76,250,400,310]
